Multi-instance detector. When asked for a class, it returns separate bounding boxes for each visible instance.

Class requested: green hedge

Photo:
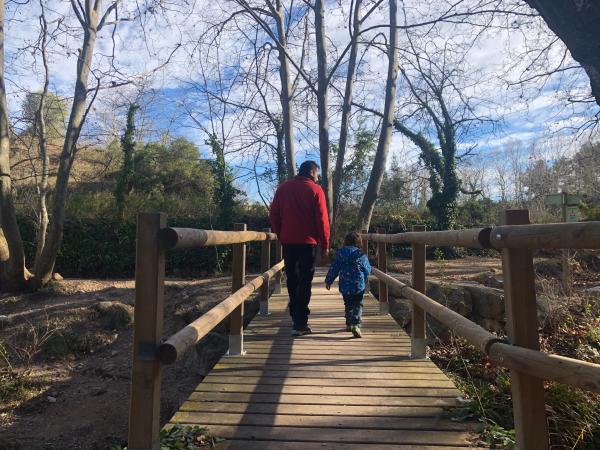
[18,215,271,279]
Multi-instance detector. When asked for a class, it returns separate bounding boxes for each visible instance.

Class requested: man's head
[343,232,361,248]
[298,160,320,183]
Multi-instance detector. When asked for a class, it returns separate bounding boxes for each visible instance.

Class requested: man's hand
[321,248,330,263]
[325,284,331,291]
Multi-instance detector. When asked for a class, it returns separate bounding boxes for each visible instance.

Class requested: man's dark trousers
[283,244,316,329]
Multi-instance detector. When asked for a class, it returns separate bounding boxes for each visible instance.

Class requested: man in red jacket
[270,160,330,336]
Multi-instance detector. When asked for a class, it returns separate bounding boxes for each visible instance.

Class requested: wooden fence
[361,209,600,450]
[127,213,284,450]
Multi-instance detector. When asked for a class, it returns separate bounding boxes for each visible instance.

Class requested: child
[325,232,371,338]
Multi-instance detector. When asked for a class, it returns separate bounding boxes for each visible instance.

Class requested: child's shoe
[351,325,362,338]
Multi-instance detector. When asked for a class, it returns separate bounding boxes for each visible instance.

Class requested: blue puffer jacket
[325,246,372,295]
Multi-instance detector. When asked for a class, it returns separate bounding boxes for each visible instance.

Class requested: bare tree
[356,0,398,231]
[0,0,27,290]
[1,0,166,290]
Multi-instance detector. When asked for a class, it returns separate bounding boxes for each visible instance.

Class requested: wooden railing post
[411,224,426,359]
[274,240,283,294]
[260,228,271,315]
[360,229,369,294]
[377,227,388,315]
[128,213,166,450]
[229,223,246,356]
[501,209,549,449]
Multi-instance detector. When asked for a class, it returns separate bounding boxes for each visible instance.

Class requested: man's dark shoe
[291,325,312,336]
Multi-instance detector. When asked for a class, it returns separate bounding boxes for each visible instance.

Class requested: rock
[388,297,411,327]
[474,317,504,334]
[95,301,134,330]
[583,286,600,300]
[52,273,63,281]
[536,294,557,326]
[0,315,12,326]
[47,396,57,403]
[459,283,505,320]
[426,283,473,317]
[470,271,503,289]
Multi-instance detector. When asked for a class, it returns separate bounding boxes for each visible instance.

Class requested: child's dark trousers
[343,292,364,326]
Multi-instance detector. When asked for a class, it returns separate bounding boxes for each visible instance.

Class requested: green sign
[544,194,563,206]
[566,194,581,206]
[566,206,580,223]
[544,193,581,206]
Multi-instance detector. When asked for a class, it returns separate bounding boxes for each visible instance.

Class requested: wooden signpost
[544,191,582,293]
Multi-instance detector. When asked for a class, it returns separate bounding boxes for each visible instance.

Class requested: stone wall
[369,273,506,338]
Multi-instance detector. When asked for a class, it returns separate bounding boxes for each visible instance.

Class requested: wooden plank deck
[168,269,480,449]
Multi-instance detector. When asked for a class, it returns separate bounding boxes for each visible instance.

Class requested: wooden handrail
[159,227,279,249]
[490,221,600,249]
[362,221,600,250]
[371,268,600,393]
[363,228,492,248]
[157,260,285,364]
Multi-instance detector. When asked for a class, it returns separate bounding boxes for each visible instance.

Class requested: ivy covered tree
[114,104,139,218]
[206,134,241,228]
[393,121,460,230]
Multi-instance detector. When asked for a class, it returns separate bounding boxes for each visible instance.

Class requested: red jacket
[269,175,330,250]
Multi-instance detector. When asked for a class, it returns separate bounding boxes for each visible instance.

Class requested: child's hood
[336,246,363,264]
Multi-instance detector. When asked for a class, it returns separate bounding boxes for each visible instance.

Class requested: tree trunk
[356,0,398,231]
[275,120,286,184]
[524,0,600,107]
[34,4,50,273]
[33,6,100,287]
[274,0,296,179]
[0,0,27,291]
[332,0,362,236]
[314,0,333,222]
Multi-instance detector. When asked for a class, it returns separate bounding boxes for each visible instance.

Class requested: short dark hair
[298,160,320,177]
[343,232,361,247]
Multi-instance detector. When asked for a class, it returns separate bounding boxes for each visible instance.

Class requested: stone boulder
[426,282,473,317]
[456,282,504,320]
[370,272,507,335]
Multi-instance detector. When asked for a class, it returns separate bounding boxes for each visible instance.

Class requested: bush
[96,302,133,330]
[18,211,271,279]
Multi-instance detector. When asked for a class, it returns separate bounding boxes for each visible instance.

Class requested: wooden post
[229,223,246,356]
[411,224,426,359]
[128,213,166,450]
[501,209,549,450]
[361,229,369,295]
[561,191,571,294]
[260,228,271,315]
[274,240,283,294]
[377,227,388,315]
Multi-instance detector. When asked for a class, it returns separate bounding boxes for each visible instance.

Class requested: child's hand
[325,284,331,291]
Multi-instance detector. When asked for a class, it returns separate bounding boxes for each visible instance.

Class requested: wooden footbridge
[127,211,600,450]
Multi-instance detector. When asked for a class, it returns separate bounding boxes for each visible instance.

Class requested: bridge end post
[410,224,427,359]
[229,223,246,356]
[376,227,388,315]
[128,212,166,450]
[260,228,271,315]
[501,209,550,449]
